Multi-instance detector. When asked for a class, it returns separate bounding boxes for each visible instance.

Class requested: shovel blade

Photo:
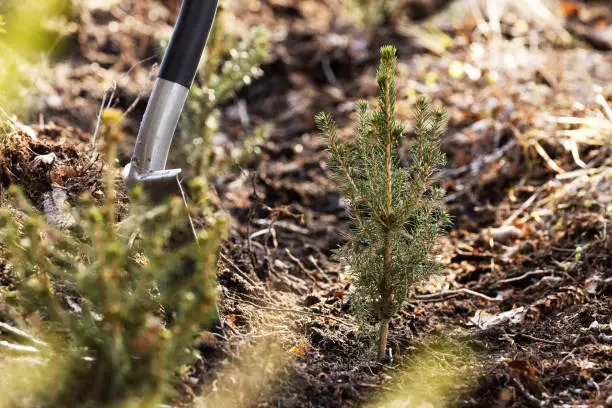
[137,169,197,243]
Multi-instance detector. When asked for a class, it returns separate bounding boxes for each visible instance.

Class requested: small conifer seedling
[316,46,450,360]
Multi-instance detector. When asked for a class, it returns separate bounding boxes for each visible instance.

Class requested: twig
[2,356,46,366]
[249,228,272,240]
[0,322,47,347]
[510,376,541,407]
[284,248,323,286]
[532,140,565,174]
[596,93,612,121]
[0,340,39,354]
[252,219,309,235]
[569,137,587,168]
[90,91,108,150]
[552,115,612,129]
[413,288,499,302]
[555,166,604,180]
[321,56,339,87]
[219,252,259,287]
[519,333,563,345]
[499,270,552,284]
[120,62,158,123]
[284,248,308,273]
[89,81,117,157]
[450,253,493,263]
[357,383,380,388]
[556,347,577,367]
[309,255,332,284]
[503,190,540,225]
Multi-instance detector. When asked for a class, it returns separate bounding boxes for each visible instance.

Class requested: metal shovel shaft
[125,0,219,189]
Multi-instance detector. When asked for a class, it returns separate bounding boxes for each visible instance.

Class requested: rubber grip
[159,0,219,88]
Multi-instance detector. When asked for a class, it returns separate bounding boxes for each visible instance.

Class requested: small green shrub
[0,111,228,406]
[0,0,74,114]
[316,46,449,360]
[343,0,396,28]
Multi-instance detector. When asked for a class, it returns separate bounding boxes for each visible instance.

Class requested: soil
[1,0,611,407]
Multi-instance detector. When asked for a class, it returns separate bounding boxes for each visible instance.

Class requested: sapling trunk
[378,316,391,360]
[378,230,393,360]
[317,45,449,361]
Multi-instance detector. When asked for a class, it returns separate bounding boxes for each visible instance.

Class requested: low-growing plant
[343,0,396,28]
[0,110,228,406]
[0,0,74,114]
[316,46,450,360]
[172,1,270,178]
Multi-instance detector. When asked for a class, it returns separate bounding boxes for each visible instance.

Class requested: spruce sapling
[0,109,228,406]
[316,46,450,360]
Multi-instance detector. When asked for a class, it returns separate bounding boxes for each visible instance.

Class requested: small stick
[220,252,259,287]
[532,141,565,174]
[503,190,540,226]
[0,340,39,354]
[519,333,563,345]
[510,376,541,407]
[499,270,552,284]
[556,347,577,367]
[595,94,612,121]
[284,248,323,286]
[413,288,499,302]
[569,137,587,168]
[0,322,47,347]
[321,56,339,86]
[284,248,309,273]
[308,255,331,283]
[90,91,108,149]
[120,62,158,123]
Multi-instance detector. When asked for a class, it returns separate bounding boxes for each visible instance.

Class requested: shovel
[123,0,219,240]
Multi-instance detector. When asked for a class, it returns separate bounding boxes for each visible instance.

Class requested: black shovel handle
[159,0,219,89]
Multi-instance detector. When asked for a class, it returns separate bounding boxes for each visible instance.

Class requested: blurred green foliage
[0,111,228,407]
[0,0,74,114]
[365,338,477,407]
[343,0,396,27]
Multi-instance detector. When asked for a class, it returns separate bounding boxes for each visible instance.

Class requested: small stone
[490,226,522,244]
[304,295,320,307]
[42,188,76,229]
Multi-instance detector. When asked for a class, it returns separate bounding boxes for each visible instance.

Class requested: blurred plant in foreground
[0,0,73,114]
[0,110,228,406]
[317,46,449,360]
[195,340,291,408]
[173,1,270,178]
[343,0,396,28]
[365,338,477,407]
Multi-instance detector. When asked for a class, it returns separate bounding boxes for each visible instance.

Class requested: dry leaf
[470,307,526,329]
[560,1,579,18]
[290,342,310,356]
[51,166,75,185]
